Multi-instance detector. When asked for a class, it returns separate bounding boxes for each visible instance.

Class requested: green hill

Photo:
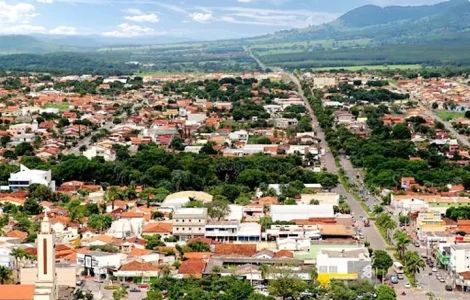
[0,35,79,54]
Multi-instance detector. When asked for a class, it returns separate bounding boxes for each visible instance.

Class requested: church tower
[34,212,58,300]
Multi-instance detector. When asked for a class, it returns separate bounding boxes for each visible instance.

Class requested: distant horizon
[0,0,448,41]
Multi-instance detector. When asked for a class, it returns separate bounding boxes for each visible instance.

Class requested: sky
[0,0,449,40]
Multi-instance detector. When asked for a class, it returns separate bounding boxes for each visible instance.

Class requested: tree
[88,214,113,232]
[466,111,470,119]
[267,266,307,300]
[28,184,56,202]
[404,251,425,280]
[105,186,121,211]
[145,234,165,250]
[112,286,128,300]
[14,142,34,156]
[170,137,185,151]
[372,250,393,278]
[394,230,410,259]
[11,247,31,282]
[22,198,42,215]
[432,102,438,109]
[237,169,267,190]
[206,200,230,220]
[73,289,94,300]
[376,285,396,300]
[187,241,210,252]
[0,266,11,284]
[146,289,163,300]
[391,123,411,140]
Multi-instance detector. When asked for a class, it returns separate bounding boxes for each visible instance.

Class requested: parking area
[82,279,147,300]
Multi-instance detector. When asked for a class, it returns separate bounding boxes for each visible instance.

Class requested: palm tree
[405,251,425,281]
[0,266,11,284]
[11,247,30,282]
[377,213,397,242]
[105,186,120,211]
[394,230,410,259]
[260,264,270,281]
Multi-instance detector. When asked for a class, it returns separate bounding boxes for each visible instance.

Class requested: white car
[404,283,411,288]
[432,267,438,272]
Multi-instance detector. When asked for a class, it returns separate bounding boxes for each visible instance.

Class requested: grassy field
[436,110,465,121]
[311,64,422,71]
[42,102,71,111]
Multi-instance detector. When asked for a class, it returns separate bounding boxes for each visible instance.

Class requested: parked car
[404,283,411,288]
[439,278,446,283]
[445,285,453,291]
[432,267,438,272]
[390,276,399,284]
[138,283,149,289]
[397,273,404,280]
[413,241,420,247]
[129,288,141,292]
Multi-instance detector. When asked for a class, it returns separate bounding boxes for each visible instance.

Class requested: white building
[270,204,335,222]
[172,208,208,241]
[9,164,55,191]
[450,243,470,275]
[77,251,122,279]
[0,246,14,269]
[108,217,144,239]
[299,193,340,205]
[162,191,213,210]
[313,77,337,89]
[83,145,116,162]
[228,130,249,141]
[316,247,372,281]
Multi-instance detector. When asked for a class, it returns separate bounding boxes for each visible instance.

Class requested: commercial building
[77,251,121,279]
[316,247,372,287]
[450,243,470,291]
[270,205,335,222]
[8,165,55,191]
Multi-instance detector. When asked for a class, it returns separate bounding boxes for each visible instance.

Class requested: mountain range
[1,0,470,65]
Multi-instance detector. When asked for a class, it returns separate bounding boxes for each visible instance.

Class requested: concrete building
[313,77,337,89]
[82,145,116,162]
[316,247,372,286]
[270,204,335,222]
[0,247,14,269]
[8,165,55,191]
[172,208,208,241]
[21,264,77,288]
[450,243,470,291]
[77,251,121,279]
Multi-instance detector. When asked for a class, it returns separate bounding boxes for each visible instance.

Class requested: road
[244,46,267,71]
[289,72,386,250]
[64,119,116,155]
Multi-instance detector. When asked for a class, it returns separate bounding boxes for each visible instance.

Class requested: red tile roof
[119,261,160,272]
[0,285,34,300]
[5,230,28,239]
[143,223,173,234]
[178,260,206,278]
[214,244,257,256]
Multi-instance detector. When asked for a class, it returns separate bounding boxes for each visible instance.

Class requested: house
[142,222,173,238]
[228,130,248,141]
[114,261,160,283]
[316,247,372,287]
[177,259,206,278]
[8,164,55,191]
[83,145,116,162]
[205,221,238,242]
[214,244,257,257]
[172,208,208,241]
[401,177,416,190]
[108,213,145,239]
[335,112,354,124]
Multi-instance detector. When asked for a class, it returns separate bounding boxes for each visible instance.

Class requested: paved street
[83,279,146,300]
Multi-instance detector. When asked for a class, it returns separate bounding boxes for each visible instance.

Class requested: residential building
[450,243,470,291]
[205,221,238,242]
[83,145,116,162]
[114,261,160,283]
[228,130,248,141]
[0,247,14,269]
[275,118,299,129]
[172,208,208,241]
[8,165,55,191]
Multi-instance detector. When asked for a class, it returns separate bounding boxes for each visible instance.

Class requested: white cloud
[125,13,159,23]
[123,8,143,15]
[35,0,54,3]
[238,0,252,2]
[0,1,39,24]
[102,23,156,37]
[49,26,78,35]
[190,12,213,23]
[0,24,46,34]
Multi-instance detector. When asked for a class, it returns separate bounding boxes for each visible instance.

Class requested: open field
[42,102,71,111]
[435,110,465,121]
[311,64,422,71]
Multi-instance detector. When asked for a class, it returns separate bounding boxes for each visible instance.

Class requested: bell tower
[34,211,58,300]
